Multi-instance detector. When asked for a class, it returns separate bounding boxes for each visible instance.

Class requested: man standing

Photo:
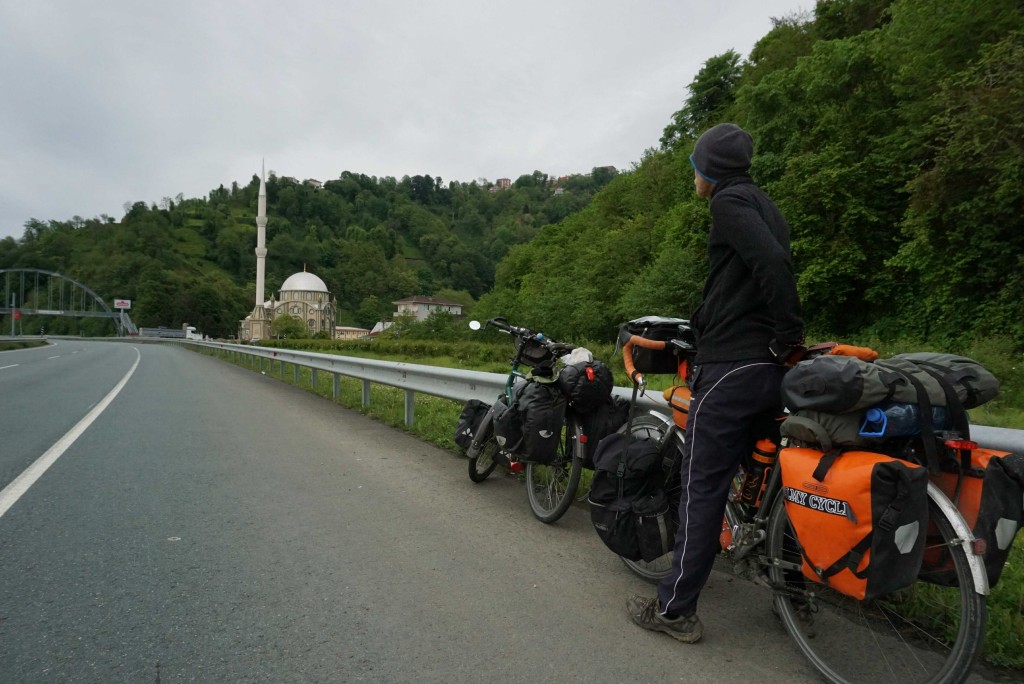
[627,123,804,642]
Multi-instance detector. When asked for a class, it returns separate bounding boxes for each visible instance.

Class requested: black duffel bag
[557,359,615,413]
[577,395,630,469]
[588,431,676,562]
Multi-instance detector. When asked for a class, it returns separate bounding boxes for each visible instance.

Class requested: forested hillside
[1,0,1020,349]
[475,0,1023,348]
[0,169,616,338]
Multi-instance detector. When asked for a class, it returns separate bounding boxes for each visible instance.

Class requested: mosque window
[307,319,315,328]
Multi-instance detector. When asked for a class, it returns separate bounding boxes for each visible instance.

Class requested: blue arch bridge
[0,268,137,337]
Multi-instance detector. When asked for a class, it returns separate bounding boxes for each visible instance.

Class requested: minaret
[255,161,268,307]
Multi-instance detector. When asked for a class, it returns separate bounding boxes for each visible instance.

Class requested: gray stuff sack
[781,353,998,415]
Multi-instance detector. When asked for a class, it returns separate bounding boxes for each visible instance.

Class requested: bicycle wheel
[468,437,500,482]
[766,492,986,684]
[525,416,585,523]
[620,414,682,583]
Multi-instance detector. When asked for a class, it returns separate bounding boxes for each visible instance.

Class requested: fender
[637,409,686,451]
[927,482,990,596]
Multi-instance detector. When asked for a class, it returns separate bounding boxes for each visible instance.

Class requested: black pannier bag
[491,396,524,455]
[588,431,676,562]
[453,399,491,449]
[577,395,631,469]
[557,359,615,413]
[510,380,567,464]
[621,316,691,375]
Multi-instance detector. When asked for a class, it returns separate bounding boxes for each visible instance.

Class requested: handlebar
[620,336,880,389]
[621,335,669,387]
[483,317,576,355]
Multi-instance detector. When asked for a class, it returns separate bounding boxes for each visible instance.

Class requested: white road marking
[0,348,141,520]
[48,356,60,359]
[0,364,18,371]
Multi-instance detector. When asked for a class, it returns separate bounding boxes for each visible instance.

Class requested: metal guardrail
[177,339,670,423]
[176,339,1024,454]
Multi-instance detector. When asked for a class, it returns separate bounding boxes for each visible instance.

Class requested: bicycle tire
[468,437,500,482]
[525,416,585,523]
[618,414,682,583]
[766,492,986,684]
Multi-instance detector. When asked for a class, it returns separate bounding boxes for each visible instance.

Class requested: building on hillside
[335,326,370,340]
[496,178,511,189]
[263,269,336,336]
[392,296,463,322]
[239,164,336,341]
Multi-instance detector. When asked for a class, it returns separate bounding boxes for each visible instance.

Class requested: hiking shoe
[626,594,703,643]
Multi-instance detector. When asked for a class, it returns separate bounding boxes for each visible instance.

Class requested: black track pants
[656,359,787,617]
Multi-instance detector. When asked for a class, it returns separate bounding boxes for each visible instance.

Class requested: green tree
[271,315,308,339]
[661,50,743,148]
[891,32,1024,341]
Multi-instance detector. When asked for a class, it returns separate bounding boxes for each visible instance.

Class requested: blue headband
[689,154,719,184]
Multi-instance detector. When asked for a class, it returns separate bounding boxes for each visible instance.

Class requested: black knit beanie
[689,123,753,184]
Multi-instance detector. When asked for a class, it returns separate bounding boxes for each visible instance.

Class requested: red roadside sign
[13,310,21,321]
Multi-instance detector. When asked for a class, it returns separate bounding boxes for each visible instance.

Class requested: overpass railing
[172,339,1024,454]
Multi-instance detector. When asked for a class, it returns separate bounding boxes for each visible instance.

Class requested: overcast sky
[0,0,809,241]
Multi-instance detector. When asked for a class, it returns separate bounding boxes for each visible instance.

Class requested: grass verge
[0,339,48,351]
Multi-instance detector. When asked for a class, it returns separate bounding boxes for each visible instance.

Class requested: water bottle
[738,439,777,506]
[858,402,952,438]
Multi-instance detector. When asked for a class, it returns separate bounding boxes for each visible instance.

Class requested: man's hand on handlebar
[768,337,807,367]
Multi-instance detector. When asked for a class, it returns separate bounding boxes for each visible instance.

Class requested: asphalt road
[0,341,839,682]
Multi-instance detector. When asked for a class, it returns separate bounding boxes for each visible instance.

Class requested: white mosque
[239,165,336,342]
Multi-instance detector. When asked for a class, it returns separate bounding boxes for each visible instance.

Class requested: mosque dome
[280,271,328,293]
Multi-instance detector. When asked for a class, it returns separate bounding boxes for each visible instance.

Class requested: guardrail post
[333,373,340,401]
[405,390,415,426]
[280,360,285,379]
[294,364,300,383]
[362,379,371,408]
[312,368,318,392]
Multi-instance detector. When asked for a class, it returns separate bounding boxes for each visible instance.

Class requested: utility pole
[9,294,14,337]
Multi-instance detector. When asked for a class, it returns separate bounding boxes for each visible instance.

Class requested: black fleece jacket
[691,174,803,364]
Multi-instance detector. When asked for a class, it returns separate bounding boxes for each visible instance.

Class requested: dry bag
[780,447,929,600]
[922,448,1024,587]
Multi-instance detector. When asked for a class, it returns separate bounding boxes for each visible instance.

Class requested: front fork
[465,408,494,459]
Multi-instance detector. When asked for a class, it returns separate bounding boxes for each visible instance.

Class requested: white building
[392,296,463,322]
[239,164,336,341]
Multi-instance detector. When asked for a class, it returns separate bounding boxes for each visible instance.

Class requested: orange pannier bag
[779,447,929,600]
[922,448,1024,587]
